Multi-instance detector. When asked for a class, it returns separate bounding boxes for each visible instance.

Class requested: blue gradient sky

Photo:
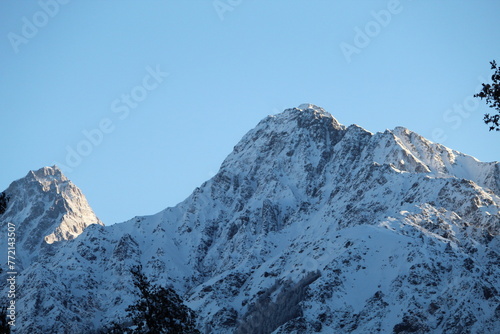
[1,0,499,225]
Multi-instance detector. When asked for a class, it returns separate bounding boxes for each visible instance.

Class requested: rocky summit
[0,166,103,272]
[1,105,499,333]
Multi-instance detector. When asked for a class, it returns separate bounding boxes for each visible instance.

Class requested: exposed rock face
[4,105,500,333]
[0,166,103,271]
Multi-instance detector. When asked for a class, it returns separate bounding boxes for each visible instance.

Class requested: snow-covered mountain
[0,165,103,272]
[4,105,500,333]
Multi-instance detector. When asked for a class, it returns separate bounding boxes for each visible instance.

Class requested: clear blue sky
[1,0,499,225]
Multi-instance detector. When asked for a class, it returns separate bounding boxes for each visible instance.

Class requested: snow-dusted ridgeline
[2,105,499,333]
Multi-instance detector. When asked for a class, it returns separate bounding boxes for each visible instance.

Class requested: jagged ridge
[5,105,500,333]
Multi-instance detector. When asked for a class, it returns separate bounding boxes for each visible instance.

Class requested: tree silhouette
[125,265,199,334]
[474,60,500,131]
[0,306,10,334]
[0,192,9,215]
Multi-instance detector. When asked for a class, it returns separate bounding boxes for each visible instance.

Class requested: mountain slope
[10,105,500,333]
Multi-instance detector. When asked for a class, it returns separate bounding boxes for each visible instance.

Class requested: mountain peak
[31,165,63,177]
[265,104,344,132]
[0,166,103,269]
[297,103,325,112]
[289,103,337,119]
[26,165,68,188]
[224,105,347,174]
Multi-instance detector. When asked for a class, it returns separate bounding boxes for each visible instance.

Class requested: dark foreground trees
[103,266,199,334]
[0,306,10,334]
[475,60,500,131]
